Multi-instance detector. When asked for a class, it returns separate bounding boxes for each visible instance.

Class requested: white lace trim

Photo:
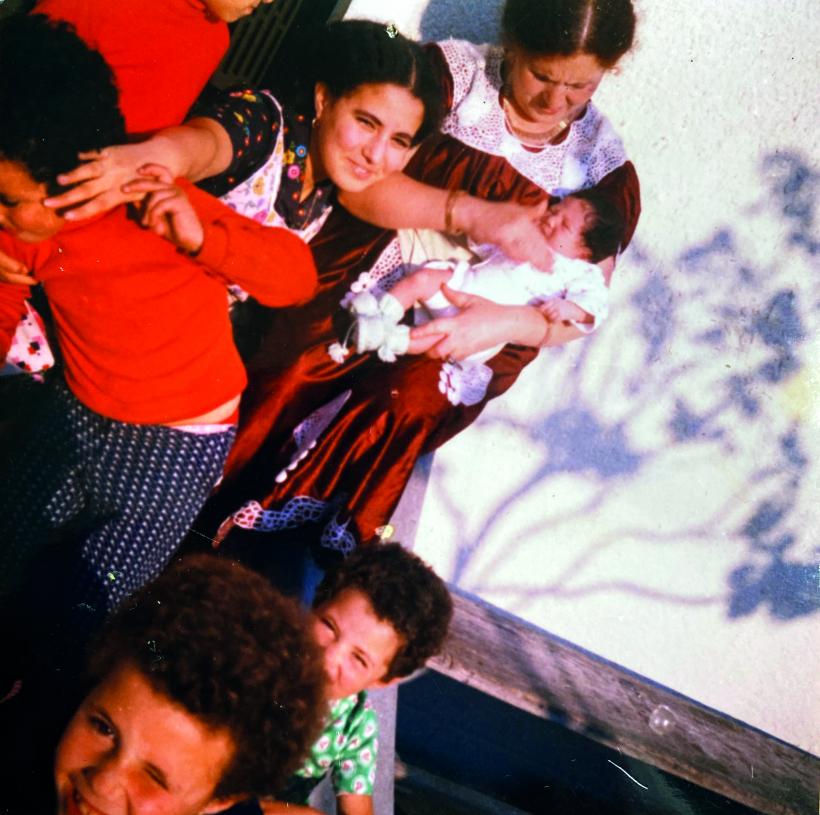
[340,239,407,307]
[274,390,352,483]
[219,497,357,554]
[320,513,357,555]
[438,359,494,406]
[228,496,329,532]
[437,39,628,193]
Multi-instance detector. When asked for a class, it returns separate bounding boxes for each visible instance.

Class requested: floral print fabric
[296,691,379,798]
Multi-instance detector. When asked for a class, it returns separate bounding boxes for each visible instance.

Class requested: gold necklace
[501,96,569,148]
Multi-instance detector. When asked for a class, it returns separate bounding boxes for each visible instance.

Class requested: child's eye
[88,714,115,739]
[353,653,368,669]
[356,116,376,129]
[392,136,411,149]
[0,194,19,208]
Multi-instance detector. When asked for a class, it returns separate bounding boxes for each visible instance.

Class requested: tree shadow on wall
[442,150,819,622]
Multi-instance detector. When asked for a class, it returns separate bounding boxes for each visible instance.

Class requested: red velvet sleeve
[424,43,455,113]
[180,179,318,307]
[594,161,641,250]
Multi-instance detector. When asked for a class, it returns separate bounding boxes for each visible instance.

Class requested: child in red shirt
[34,0,275,134]
[1,0,273,372]
[0,16,316,624]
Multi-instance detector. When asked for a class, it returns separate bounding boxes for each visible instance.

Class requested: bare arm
[336,795,374,815]
[542,299,592,324]
[341,174,555,272]
[388,265,453,310]
[537,254,615,347]
[412,253,616,358]
[340,173,447,230]
[43,118,233,220]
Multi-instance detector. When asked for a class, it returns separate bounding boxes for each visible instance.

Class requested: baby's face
[538,197,594,261]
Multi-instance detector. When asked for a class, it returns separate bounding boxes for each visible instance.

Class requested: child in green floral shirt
[262,543,453,815]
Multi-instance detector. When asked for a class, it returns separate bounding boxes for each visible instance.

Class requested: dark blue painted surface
[397,671,762,814]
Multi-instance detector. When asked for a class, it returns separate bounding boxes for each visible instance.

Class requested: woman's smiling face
[312,82,424,194]
[54,663,235,815]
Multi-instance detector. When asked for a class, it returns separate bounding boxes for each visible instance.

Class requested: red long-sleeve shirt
[34,0,229,134]
[0,181,317,424]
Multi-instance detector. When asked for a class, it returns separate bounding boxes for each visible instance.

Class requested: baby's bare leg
[389,266,454,310]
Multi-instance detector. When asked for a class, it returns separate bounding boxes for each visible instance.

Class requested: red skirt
[192,204,539,548]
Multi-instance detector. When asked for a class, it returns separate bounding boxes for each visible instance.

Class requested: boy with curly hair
[254,542,453,815]
[3,554,326,814]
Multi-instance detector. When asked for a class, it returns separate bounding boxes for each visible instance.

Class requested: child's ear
[370,666,428,691]
[369,675,404,691]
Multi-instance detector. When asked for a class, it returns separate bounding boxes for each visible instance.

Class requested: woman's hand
[43,141,180,221]
[0,251,36,286]
[409,286,548,360]
[44,146,154,220]
[456,197,555,272]
[131,164,204,254]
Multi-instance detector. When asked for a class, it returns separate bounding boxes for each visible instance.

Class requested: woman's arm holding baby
[342,176,555,273]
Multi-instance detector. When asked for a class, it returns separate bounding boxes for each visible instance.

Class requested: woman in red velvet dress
[200,0,642,558]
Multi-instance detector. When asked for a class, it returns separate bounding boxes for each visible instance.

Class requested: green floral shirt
[296,691,379,797]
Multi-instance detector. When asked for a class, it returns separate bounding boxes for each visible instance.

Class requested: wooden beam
[429,588,818,815]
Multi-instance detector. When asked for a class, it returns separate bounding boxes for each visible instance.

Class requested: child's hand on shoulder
[0,250,36,286]
[129,164,204,254]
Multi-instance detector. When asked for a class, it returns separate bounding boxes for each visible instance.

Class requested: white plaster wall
[346,0,820,755]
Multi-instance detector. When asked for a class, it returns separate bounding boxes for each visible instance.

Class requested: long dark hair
[303,19,445,145]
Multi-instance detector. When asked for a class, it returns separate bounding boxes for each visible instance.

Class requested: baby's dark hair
[313,543,453,681]
[0,14,125,193]
[309,19,445,145]
[87,555,325,800]
[502,0,636,69]
[569,187,626,262]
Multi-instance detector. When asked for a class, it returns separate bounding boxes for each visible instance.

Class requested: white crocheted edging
[436,39,628,193]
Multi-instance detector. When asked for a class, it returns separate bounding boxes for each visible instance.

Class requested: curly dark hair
[313,543,453,681]
[502,0,637,68]
[87,555,325,800]
[305,19,445,146]
[569,187,627,262]
[0,14,125,192]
